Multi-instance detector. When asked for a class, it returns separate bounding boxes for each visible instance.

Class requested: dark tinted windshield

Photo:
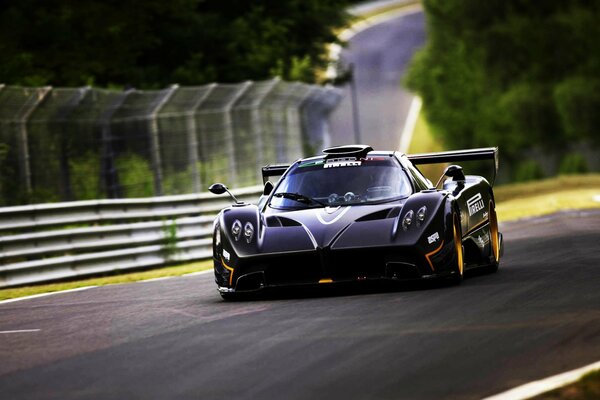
[270,156,412,208]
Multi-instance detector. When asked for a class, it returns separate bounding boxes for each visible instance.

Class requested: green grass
[495,175,600,221]
[0,260,212,301]
[408,111,448,181]
[409,110,600,222]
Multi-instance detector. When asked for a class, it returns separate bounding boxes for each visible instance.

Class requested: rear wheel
[450,212,464,284]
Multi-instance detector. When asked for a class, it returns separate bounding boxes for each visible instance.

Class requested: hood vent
[266,216,302,227]
[356,208,399,222]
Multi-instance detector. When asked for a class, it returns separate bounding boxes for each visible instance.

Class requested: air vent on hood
[356,208,397,222]
[266,216,302,227]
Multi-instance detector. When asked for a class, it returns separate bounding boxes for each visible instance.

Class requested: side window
[406,161,431,191]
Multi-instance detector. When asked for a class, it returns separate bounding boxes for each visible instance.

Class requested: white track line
[483,360,600,400]
[0,329,41,334]
[182,269,212,277]
[138,277,172,283]
[326,3,422,80]
[399,96,422,153]
[0,286,97,305]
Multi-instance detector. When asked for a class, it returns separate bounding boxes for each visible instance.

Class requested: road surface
[329,8,426,150]
[1,210,599,399]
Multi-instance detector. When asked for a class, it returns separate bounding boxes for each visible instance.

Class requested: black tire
[488,201,500,273]
[450,212,464,285]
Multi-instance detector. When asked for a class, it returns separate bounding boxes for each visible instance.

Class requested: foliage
[558,153,588,175]
[115,153,154,198]
[405,0,600,163]
[513,160,544,183]
[0,0,352,88]
[69,152,101,200]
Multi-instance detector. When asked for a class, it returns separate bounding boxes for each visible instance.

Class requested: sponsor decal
[467,193,485,216]
[427,232,440,244]
[222,249,230,261]
[324,157,361,168]
[299,160,325,168]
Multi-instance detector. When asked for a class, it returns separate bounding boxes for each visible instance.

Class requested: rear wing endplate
[407,147,498,186]
[261,164,290,185]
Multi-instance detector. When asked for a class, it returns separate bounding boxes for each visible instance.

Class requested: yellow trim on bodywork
[425,240,444,272]
[221,257,235,286]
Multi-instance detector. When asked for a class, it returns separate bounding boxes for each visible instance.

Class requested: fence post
[56,87,91,201]
[298,87,317,154]
[98,89,132,198]
[187,84,216,193]
[148,85,178,197]
[223,81,252,186]
[16,86,52,198]
[251,78,279,181]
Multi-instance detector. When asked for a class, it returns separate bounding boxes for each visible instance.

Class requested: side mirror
[209,183,241,204]
[263,181,274,196]
[435,165,465,188]
[444,165,465,181]
[209,183,227,195]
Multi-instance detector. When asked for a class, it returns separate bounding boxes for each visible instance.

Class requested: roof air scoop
[322,145,374,159]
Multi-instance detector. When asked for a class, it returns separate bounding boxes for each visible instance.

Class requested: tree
[0,0,351,88]
[405,0,600,172]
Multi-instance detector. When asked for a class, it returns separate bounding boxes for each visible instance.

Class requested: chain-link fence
[0,79,341,206]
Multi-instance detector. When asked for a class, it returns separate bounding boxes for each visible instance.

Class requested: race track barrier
[0,186,263,288]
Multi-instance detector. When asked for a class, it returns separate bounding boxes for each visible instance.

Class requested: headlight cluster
[231,219,255,243]
[402,206,427,231]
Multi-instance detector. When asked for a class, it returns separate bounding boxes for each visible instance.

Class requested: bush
[513,160,545,182]
[115,154,154,198]
[558,153,588,175]
[70,152,101,200]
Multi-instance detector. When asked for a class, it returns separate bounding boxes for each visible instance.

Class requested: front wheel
[450,212,464,284]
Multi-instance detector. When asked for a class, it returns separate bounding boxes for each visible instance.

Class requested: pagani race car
[209,145,503,299]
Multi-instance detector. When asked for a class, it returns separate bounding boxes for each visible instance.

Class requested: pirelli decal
[467,193,485,216]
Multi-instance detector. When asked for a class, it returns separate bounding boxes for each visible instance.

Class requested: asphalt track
[1,209,599,399]
[329,8,425,149]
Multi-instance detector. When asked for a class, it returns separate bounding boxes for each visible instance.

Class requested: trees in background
[405,0,600,179]
[0,0,351,88]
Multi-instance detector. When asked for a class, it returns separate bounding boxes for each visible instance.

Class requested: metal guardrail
[0,186,263,288]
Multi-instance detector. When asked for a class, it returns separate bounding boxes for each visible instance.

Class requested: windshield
[270,156,412,209]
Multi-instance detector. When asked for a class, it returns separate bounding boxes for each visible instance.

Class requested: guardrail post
[148,85,179,197]
[16,86,52,198]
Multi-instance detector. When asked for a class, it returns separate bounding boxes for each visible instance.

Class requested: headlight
[416,206,427,226]
[402,210,414,231]
[244,222,254,243]
[231,220,242,241]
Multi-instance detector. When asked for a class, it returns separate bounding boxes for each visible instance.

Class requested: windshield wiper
[272,192,327,207]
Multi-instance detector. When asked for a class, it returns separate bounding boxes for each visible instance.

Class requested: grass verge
[0,260,212,301]
[531,369,600,400]
[409,110,600,222]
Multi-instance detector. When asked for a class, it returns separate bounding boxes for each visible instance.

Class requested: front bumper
[214,242,458,293]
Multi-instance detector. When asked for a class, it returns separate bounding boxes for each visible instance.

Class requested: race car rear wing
[261,164,290,185]
[407,147,498,186]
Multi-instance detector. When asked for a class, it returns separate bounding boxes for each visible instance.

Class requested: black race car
[209,145,503,299]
